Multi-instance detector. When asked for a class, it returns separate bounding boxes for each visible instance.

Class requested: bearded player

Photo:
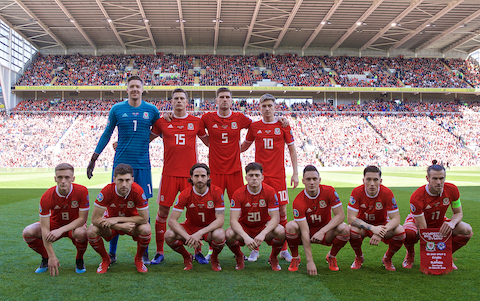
[164,163,226,271]
[402,160,473,269]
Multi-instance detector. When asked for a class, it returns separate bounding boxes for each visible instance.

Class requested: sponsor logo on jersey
[443,198,450,206]
[97,192,104,202]
[127,201,135,208]
[230,199,235,207]
[306,208,313,213]
[177,125,184,129]
[375,202,383,210]
[245,202,251,207]
[132,112,139,116]
[189,203,195,208]
[265,130,271,134]
[39,205,42,213]
[231,122,237,129]
[293,209,299,218]
[257,130,262,134]
[207,200,214,209]
[425,204,432,209]
[167,124,174,129]
[259,199,266,207]
[122,113,128,117]
[187,123,194,130]
[349,196,356,205]
[437,242,446,250]
[71,200,79,208]
[426,241,436,251]
[143,112,149,119]
[54,205,61,210]
[274,128,281,135]
[319,200,327,208]
[221,125,228,129]
[410,204,416,213]
[212,124,218,128]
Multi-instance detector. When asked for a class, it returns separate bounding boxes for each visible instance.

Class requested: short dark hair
[113,163,134,177]
[427,160,445,176]
[303,165,319,176]
[216,87,232,98]
[55,163,74,173]
[127,75,143,84]
[259,93,276,103]
[363,165,381,177]
[245,162,263,174]
[188,163,211,186]
[171,88,187,99]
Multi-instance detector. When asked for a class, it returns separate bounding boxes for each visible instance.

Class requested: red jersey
[348,184,399,226]
[95,182,148,217]
[173,185,225,227]
[292,185,342,229]
[201,111,251,174]
[39,183,90,230]
[245,119,294,179]
[151,114,207,177]
[410,183,460,228]
[230,183,279,229]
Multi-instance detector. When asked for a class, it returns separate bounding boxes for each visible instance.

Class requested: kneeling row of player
[23,162,472,276]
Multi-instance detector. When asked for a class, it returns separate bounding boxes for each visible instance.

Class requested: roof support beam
[176,0,187,54]
[95,0,126,50]
[302,0,342,52]
[14,0,66,51]
[0,15,39,49]
[389,0,464,51]
[360,0,423,51]
[53,0,96,51]
[443,32,479,53]
[331,0,385,52]
[136,0,156,49]
[273,0,303,50]
[416,8,480,52]
[213,0,222,54]
[244,0,262,51]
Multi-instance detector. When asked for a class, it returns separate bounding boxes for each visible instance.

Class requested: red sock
[403,228,418,254]
[330,234,350,257]
[280,215,288,252]
[349,230,364,257]
[167,239,190,258]
[210,239,226,259]
[385,231,405,259]
[74,236,88,259]
[270,238,284,258]
[155,215,167,254]
[285,231,300,257]
[452,233,473,253]
[135,233,151,261]
[227,240,243,257]
[88,236,109,261]
[23,236,48,258]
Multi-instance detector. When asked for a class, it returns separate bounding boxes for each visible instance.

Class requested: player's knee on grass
[164,229,176,243]
[453,221,473,236]
[337,222,350,236]
[211,228,226,242]
[23,223,42,238]
[87,224,101,238]
[137,223,151,236]
[73,225,87,238]
[272,224,286,240]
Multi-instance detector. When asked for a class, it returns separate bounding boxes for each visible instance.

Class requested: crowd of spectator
[2,98,479,168]
[16,53,480,88]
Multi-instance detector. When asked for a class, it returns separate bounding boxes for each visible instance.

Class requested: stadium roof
[1,0,480,57]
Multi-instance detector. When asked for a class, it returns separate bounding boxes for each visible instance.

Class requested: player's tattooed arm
[351,218,372,231]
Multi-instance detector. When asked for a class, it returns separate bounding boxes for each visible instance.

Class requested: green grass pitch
[0,168,478,301]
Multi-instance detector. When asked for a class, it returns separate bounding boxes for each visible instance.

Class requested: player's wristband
[451,199,461,208]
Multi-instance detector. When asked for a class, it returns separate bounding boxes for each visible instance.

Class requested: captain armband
[451,199,461,209]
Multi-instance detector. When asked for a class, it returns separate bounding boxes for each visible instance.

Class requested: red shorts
[104,229,139,241]
[35,221,85,242]
[403,213,450,233]
[263,176,289,206]
[157,175,190,207]
[181,222,210,241]
[210,171,244,200]
[237,223,275,246]
[288,226,332,246]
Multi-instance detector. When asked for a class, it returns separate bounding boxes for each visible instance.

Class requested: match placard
[419,229,453,275]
